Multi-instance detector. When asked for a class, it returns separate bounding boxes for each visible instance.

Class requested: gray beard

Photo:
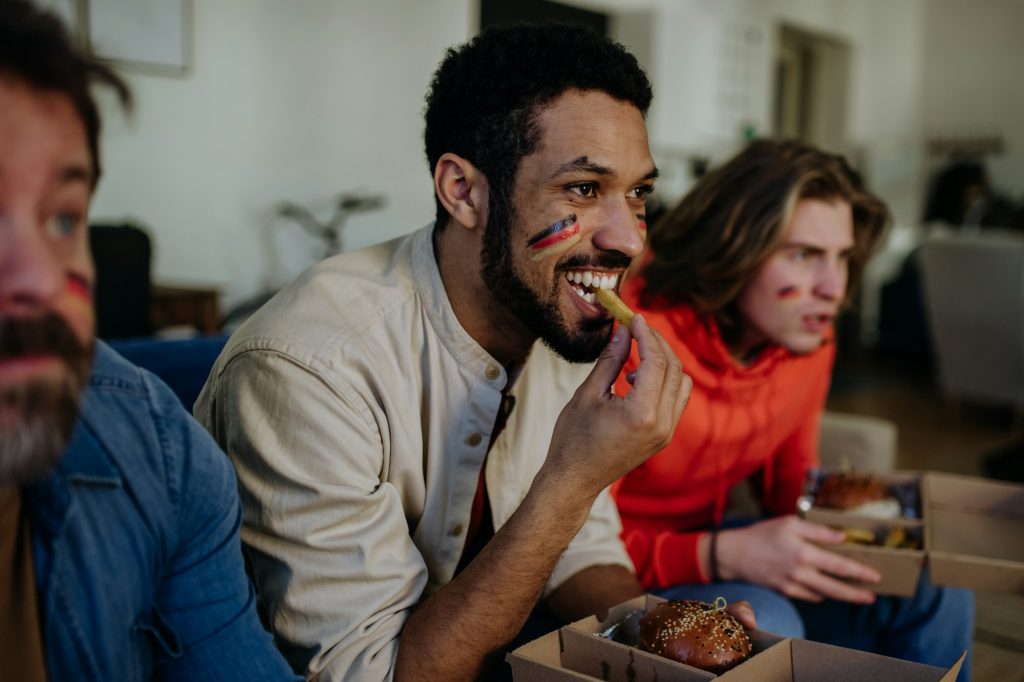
[0,371,85,486]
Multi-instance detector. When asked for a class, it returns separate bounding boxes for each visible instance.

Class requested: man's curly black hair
[424,22,653,232]
[0,0,131,187]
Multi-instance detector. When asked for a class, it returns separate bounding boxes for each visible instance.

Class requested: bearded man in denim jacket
[0,3,296,680]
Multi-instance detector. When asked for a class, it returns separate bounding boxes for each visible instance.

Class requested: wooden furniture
[151,284,221,334]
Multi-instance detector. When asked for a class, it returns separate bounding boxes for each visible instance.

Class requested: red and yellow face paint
[64,271,94,320]
[776,285,800,300]
[527,214,582,262]
[636,214,647,242]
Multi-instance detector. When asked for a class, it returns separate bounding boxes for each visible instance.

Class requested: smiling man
[195,23,718,681]
[0,3,298,680]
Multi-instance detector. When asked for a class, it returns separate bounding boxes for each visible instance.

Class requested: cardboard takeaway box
[802,471,1024,596]
[507,594,964,681]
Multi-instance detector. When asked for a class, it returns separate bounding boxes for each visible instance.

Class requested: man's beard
[0,314,92,485]
[480,195,629,363]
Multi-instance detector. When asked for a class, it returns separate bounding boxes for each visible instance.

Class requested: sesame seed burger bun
[638,599,752,673]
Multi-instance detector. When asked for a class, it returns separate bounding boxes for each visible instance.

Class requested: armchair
[918,230,1024,410]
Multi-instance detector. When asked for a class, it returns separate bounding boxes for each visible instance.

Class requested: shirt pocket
[131,607,183,679]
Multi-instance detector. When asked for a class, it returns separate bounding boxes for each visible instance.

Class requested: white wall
[921,0,1024,198]
[85,0,1022,311]
[91,0,473,309]
[607,0,929,224]
[770,0,927,225]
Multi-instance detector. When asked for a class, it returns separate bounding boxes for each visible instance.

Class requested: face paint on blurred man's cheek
[776,285,800,300]
[65,272,91,301]
[64,272,94,320]
[527,214,582,262]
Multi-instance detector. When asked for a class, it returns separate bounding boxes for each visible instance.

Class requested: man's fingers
[795,546,880,603]
[654,342,684,424]
[810,546,882,584]
[796,519,847,545]
[584,323,632,396]
[672,372,693,425]
[781,581,826,603]
[629,314,659,362]
[627,315,673,400]
[644,324,686,437]
[725,600,757,630]
[796,564,877,604]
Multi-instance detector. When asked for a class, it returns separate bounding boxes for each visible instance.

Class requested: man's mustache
[558,252,633,272]
[0,313,90,366]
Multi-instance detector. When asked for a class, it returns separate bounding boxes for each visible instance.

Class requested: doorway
[774,23,851,151]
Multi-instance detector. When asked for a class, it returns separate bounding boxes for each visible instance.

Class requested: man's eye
[47,214,80,238]
[568,183,596,198]
[629,185,654,200]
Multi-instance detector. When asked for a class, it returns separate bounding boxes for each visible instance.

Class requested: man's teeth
[565,271,619,303]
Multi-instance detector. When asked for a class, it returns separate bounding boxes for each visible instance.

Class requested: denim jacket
[23,342,298,681]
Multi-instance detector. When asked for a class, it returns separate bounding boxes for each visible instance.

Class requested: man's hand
[397,320,690,681]
[725,600,757,630]
[542,315,692,499]
[716,516,881,604]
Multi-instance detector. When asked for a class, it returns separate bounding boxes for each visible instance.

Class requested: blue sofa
[108,335,229,410]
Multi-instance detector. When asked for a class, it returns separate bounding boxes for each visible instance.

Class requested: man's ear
[434,153,489,231]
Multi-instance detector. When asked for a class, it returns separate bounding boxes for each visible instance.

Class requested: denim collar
[24,416,122,540]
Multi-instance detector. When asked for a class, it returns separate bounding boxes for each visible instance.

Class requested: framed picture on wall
[88,0,192,76]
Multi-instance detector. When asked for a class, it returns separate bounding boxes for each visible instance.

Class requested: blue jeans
[658,567,973,682]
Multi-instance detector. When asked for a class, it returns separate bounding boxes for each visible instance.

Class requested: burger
[637,599,752,673]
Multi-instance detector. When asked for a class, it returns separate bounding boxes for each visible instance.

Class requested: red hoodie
[612,278,835,589]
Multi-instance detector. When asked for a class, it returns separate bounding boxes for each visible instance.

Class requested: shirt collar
[410,224,515,390]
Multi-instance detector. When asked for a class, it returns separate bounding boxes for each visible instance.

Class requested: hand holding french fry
[541,310,692,499]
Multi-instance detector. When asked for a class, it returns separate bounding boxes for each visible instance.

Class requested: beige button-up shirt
[195,225,632,681]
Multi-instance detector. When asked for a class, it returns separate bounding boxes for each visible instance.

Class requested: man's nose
[813,260,847,301]
[590,200,645,258]
[0,222,65,312]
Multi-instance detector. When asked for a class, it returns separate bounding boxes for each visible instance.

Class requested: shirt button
[465,432,483,447]
[485,365,500,380]
[451,524,464,537]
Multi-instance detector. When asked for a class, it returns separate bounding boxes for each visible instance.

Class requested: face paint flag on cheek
[528,214,582,262]
[66,273,91,300]
[65,273,94,318]
[776,285,800,300]
[637,215,647,242]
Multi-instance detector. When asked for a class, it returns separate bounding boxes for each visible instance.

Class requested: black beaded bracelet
[709,530,721,582]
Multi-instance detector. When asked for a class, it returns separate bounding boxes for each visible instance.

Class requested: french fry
[842,528,876,545]
[596,288,635,327]
[884,527,907,548]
